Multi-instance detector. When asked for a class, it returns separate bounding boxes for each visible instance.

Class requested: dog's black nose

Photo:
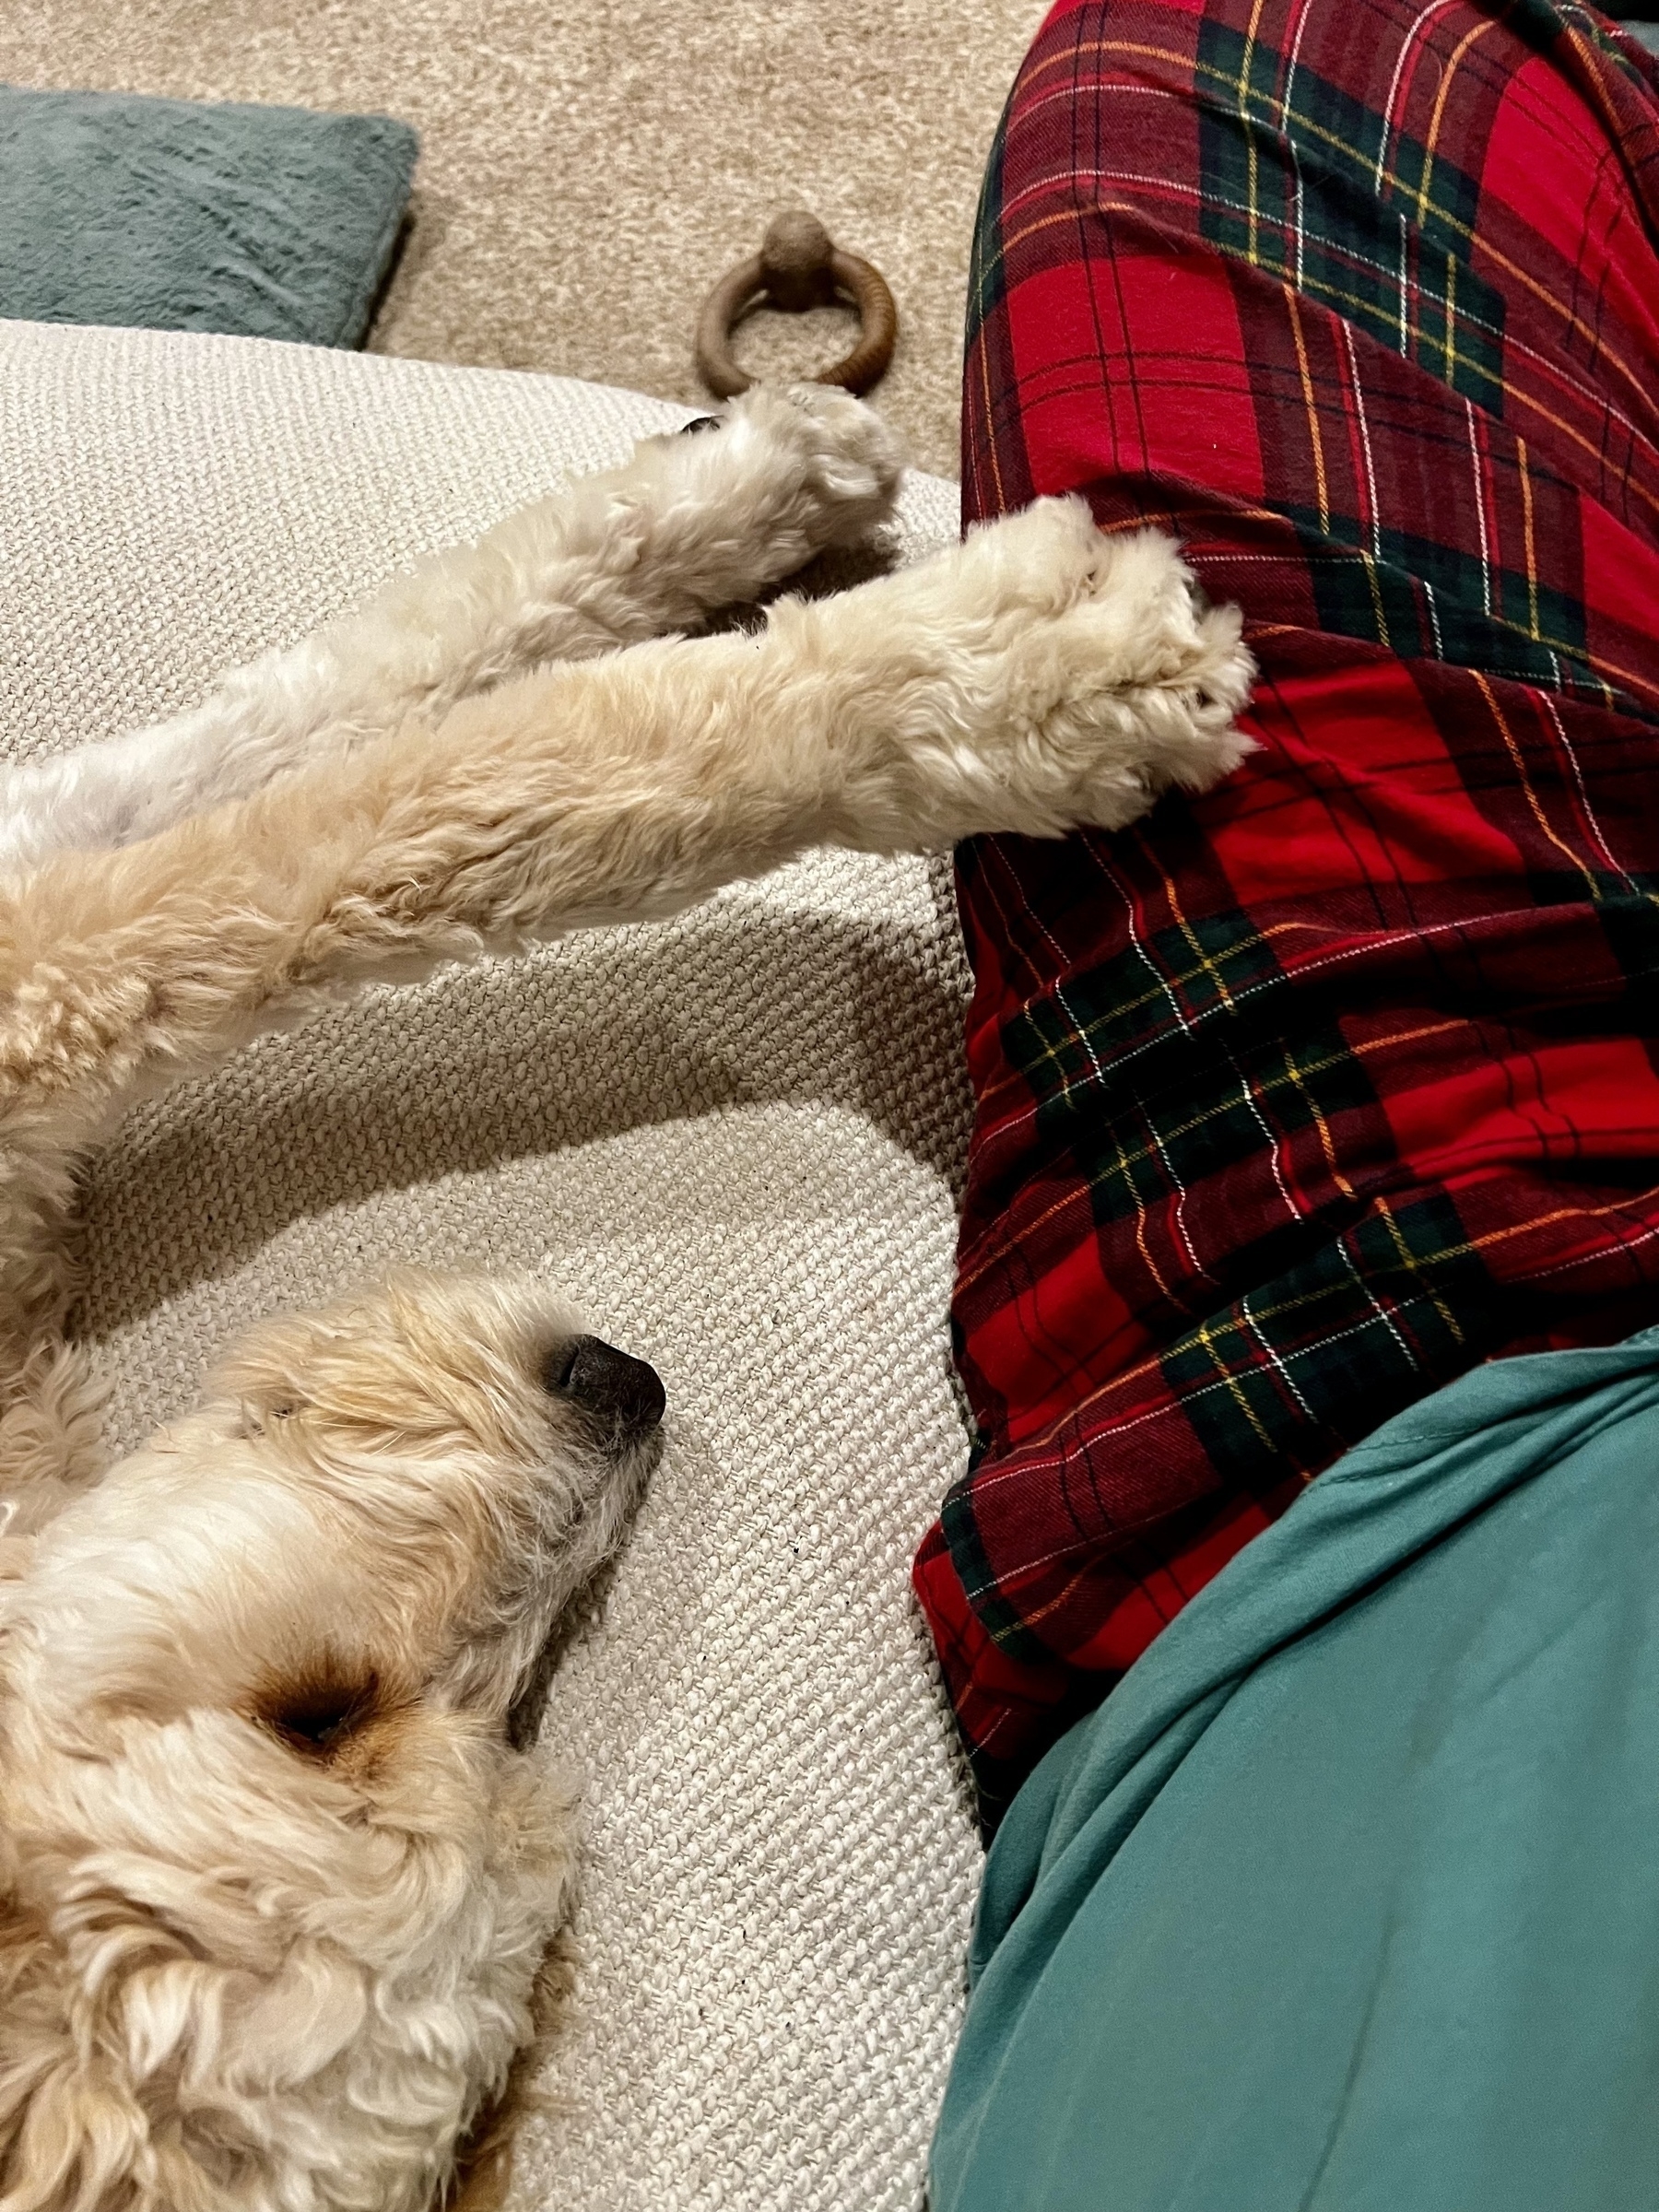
[547,1335,665,1431]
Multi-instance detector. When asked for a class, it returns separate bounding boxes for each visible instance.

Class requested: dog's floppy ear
[0,1858,376,2200]
[250,1649,386,1761]
[0,1669,581,2206]
[0,1878,225,2206]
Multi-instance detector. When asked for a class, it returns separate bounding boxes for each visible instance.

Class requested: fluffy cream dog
[0,387,1253,2212]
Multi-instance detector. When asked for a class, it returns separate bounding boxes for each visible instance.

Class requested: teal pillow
[0,85,417,347]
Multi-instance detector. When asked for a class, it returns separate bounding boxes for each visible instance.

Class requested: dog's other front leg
[0,385,906,877]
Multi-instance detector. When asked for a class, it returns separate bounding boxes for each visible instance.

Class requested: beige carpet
[0,0,1046,477]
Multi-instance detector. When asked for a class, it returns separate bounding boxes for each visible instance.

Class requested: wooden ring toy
[695,208,898,399]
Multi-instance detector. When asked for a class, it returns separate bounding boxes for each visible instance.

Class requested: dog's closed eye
[257,1667,380,1757]
[239,1397,299,1441]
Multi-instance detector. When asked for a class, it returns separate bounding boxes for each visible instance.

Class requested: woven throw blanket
[915,0,1659,1818]
[0,319,980,2210]
[0,87,415,345]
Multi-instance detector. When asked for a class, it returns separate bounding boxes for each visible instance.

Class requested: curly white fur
[0,384,1254,2211]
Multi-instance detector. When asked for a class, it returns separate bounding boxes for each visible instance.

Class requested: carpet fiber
[0,0,1045,476]
[0,84,415,345]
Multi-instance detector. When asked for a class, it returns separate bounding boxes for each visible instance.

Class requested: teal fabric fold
[931,1329,1659,2212]
[0,86,417,347]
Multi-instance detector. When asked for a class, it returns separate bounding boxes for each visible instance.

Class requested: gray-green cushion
[932,1328,1659,2212]
[0,86,416,346]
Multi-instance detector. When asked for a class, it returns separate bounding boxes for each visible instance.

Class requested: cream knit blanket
[0,320,981,2211]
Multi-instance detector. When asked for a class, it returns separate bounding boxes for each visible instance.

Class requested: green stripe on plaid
[1194,18,1506,413]
[1167,1188,1484,1471]
[939,1454,1055,1663]
[1077,1031,1378,1234]
[1011,901,1288,1089]
[1015,873,1659,1106]
[1277,509,1604,691]
[1202,160,1507,417]
[966,97,1012,360]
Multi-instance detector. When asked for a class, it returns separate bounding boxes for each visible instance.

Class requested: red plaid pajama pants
[912,0,1659,1820]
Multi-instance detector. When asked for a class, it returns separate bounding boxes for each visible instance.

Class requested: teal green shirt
[932,1331,1659,2212]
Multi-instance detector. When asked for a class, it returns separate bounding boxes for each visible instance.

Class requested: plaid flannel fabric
[912,0,1659,1821]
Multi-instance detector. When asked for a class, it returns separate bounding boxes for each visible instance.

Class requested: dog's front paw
[670,382,908,560]
[769,382,911,546]
[1004,504,1256,830]
[877,498,1256,839]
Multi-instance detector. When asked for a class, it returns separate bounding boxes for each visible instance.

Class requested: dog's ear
[0,1878,249,2205]
[0,1735,580,2207]
[0,1856,378,2204]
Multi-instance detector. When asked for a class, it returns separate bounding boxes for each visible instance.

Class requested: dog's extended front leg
[0,497,1252,1132]
[0,386,905,877]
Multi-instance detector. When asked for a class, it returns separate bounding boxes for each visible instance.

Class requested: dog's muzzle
[546,1335,665,1434]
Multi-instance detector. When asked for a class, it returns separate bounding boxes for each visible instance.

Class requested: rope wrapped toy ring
[695,209,898,399]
